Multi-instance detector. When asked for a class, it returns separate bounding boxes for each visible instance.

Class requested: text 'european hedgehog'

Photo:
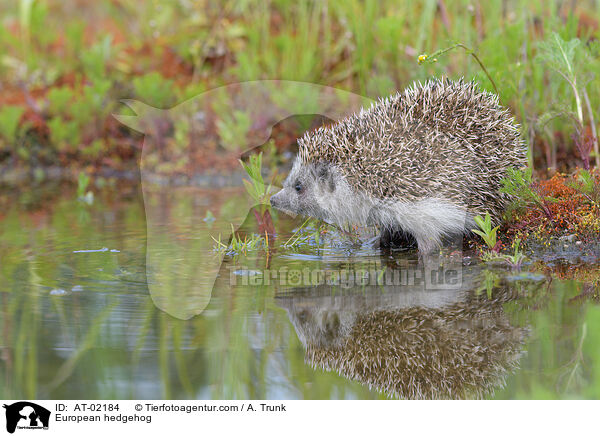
[270,78,527,254]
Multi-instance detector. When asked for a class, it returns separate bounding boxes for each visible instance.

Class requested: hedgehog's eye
[294,181,303,193]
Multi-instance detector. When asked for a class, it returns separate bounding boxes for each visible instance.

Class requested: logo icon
[114,80,373,320]
[3,402,50,434]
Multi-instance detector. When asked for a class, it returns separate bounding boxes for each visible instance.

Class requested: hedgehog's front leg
[411,231,443,255]
[378,227,417,249]
[385,198,468,255]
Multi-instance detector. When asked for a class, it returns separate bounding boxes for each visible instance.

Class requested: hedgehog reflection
[277,276,527,400]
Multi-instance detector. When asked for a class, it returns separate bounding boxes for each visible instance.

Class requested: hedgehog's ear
[316,163,335,192]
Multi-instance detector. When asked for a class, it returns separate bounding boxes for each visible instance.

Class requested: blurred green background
[0,0,598,174]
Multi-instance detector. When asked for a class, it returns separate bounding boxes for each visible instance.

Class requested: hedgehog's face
[270,159,338,222]
[277,298,356,349]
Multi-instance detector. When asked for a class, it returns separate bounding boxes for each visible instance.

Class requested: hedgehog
[305,305,526,400]
[276,277,527,400]
[270,78,526,253]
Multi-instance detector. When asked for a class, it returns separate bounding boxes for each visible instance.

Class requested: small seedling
[480,237,527,268]
[501,238,527,268]
[211,224,268,256]
[77,172,94,204]
[240,152,274,211]
[472,212,499,251]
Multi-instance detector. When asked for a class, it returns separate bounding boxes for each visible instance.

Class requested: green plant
[212,225,268,256]
[77,172,94,204]
[501,238,527,268]
[536,32,599,168]
[203,210,215,225]
[77,174,93,203]
[418,42,498,94]
[216,110,252,152]
[47,87,75,116]
[480,236,527,268]
[81,139,104,159]
[132,72,174,108]
[0,106,25,147]
[19,0,48,68]
[69,95,95,127]
[19,0,35,51]
[537,34,585,126]
[574,169,595,194]
[240,152,274,212]
[75,79,113,140]
[47,118,80,152]
[47,80,112,157]
[282,217,328,248]
[569,169,600,211]
[81,79,112,114]
[231,0,325,83]
[472,212,499,251]
[65,21,85,56]
[476,270,500,299]
[269,84,321,128]
[80,35,114,80]
[176,82,207,102]
[337,0,380,93]
[500,167,554,219]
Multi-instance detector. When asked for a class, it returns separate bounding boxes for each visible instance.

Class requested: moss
[473,169,600,259]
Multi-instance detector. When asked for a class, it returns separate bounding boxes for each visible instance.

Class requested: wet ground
[1,181,599,399]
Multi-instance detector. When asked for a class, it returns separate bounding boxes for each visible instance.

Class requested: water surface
[1,183,599,399]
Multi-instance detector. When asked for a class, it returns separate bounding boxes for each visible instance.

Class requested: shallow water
[1,183,599,400]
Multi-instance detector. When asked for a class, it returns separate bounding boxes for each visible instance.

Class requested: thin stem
[582,86,599,168]
[556,70,584,130]
[553,33,584,125]
[420,43,499,95]
[283,217,312,246]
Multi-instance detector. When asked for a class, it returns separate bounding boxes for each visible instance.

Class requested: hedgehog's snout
[270,191,281,208]
[270,190,288,211]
